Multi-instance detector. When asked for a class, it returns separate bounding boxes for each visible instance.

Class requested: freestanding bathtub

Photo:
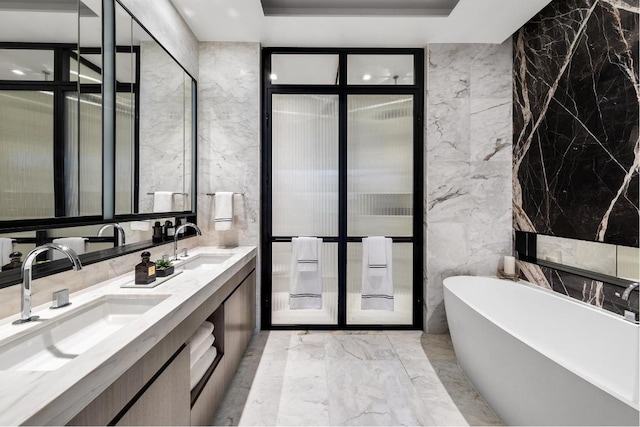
[443,276,639,426]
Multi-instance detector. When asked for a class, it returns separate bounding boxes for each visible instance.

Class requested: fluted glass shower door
[262,48,423,329]
[270,94,340,325]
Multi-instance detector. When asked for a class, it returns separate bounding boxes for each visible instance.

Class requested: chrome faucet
[621,282,639,301]
[173,222,202,260]
[13,243,82,325]
[98,223,126,246]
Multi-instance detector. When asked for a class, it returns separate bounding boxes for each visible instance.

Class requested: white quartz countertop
[0,246,256,426]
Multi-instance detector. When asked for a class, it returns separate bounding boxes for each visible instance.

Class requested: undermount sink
[0,295,168,371]
[180,254,232,271]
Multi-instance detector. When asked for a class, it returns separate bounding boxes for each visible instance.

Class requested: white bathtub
[443,276,639,426]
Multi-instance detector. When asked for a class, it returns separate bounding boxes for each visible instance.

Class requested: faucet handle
[51,289,71,309]
[181,248,189,258]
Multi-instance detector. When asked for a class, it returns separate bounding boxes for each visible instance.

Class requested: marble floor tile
[286,331,326,361]
[387,332,428,360]
[237,359,287,426]
[327,359,431,426]
[276,361,330,425]
[402,359,469,426]
[211,333,268,426]
[213,331,503,427]
[325,334,398,361]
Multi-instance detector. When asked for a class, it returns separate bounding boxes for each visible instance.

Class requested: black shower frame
[261,47,424,330]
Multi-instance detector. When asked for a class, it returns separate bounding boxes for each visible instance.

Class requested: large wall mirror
[0,0,197,286]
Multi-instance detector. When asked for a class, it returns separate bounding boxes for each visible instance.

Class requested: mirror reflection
[115,2,194,215]
[537,234,640,281]
[0,0,197,286]
[0,0,195,222]
[0,217,186,270]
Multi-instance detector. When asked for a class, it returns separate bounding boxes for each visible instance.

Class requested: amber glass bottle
[135,251,156,284]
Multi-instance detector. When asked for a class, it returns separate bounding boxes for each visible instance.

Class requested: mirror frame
[0,0,198,287]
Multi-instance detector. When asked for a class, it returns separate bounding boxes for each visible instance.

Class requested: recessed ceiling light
[270,73,278,81]
[70,70,102,84]
[362,74,372,81]
[228,8,239,18]
[12,69,25,76]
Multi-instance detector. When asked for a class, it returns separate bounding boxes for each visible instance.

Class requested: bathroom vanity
[0,246,256,426]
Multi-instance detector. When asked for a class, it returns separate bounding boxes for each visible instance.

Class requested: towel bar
[146,192,188,195]
[206,192,244,196]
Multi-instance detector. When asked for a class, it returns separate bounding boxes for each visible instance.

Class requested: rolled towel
[52,237,86,260]
[214,192,234,231]
[188,321,214,350]
[0,238,13,267]
[190,334,215,369]
[190,346,218,390]
[153,191,174,213]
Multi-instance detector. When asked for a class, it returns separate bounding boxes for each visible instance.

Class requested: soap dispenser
[1,251,22,271]
[152,221,163,243]
[135,251,156,284]
[164,220,175,241]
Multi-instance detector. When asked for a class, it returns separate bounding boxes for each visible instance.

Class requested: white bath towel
[297,236,319,272]
[0,238,13,267]
[361,237,394,311]
[153,191,174,213]
[188,321,215,349]
[190,346,218,390]
[52,237,86,260]
[289,237,322,309]
[214,192,234,231]
[366,236,388,277]
[190,334,215,369]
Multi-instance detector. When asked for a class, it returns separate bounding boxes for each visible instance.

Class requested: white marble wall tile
[469,43,512,99]
[426,223,470,333]
[424,42,513,333]
[426,99,470,161]
[470,99,512,162]
[426,162,471,223]
[427,45,472,102]
[197,42,260,249]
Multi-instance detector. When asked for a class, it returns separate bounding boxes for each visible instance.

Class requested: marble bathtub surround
[424,42,513,333]
[213,330,501,426]
[513,0,639,247]
[0,237,200,320]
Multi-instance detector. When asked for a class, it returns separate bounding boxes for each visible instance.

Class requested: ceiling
[170,0,552,46]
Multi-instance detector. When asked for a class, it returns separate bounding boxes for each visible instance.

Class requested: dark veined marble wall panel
[513,0,639,247]
[519,260,639,317]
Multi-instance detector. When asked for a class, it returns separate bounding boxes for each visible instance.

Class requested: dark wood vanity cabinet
[68,258,256,426]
